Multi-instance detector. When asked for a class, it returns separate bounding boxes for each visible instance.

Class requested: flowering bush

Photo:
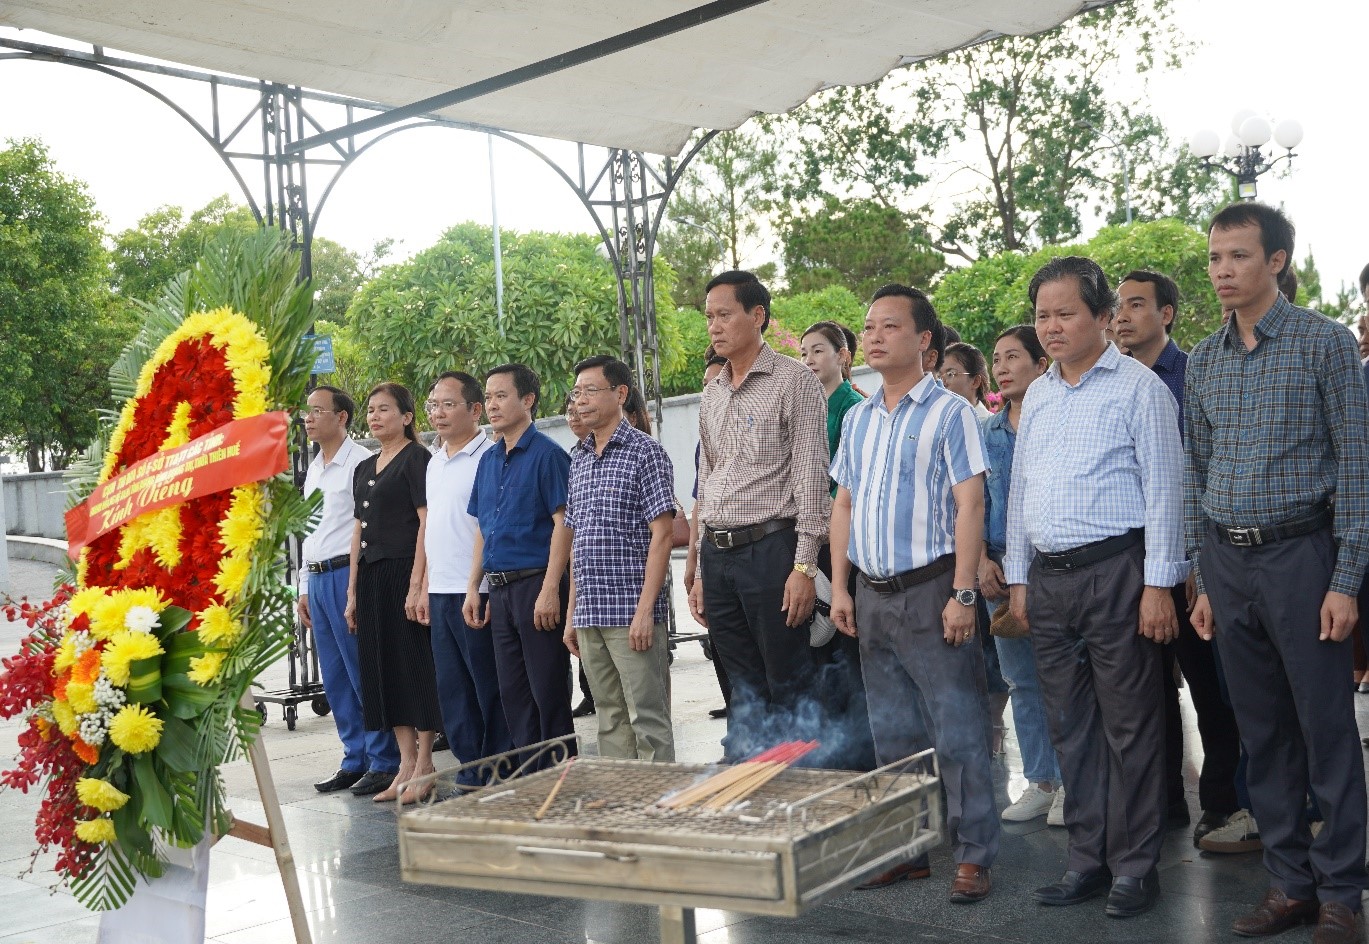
[0,229,320,910]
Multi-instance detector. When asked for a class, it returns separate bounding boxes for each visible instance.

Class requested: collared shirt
[1185,294,1369,595]
[299,436,370,594]
[697,342,831,564]
[565,419,676,627]
[825,379,865,497]
[468,423,570,573]
[1147,339,1188,439]
[831,373,987,578]
[1005,343,1187,587]
[980,407,1016,558]
[425,432,495,594]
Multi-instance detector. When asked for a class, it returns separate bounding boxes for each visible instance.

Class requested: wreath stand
[225,692,313,943]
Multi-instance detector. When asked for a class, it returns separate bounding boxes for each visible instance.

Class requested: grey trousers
[1027,543,1165,879]
[578,623,675,762]
[1202,522,1368,909]
[856,567,1000,868]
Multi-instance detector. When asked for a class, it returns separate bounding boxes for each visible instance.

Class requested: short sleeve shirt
[353,441,428,563]
[565,419,676,627]
[468,423,571,572]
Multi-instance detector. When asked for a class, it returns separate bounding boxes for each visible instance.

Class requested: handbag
[989,601,1029,639]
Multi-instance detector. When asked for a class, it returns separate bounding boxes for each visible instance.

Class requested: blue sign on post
[306,335,335,374]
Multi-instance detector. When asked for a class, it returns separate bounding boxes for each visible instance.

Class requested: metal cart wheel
[285,705,298,731]
[255,700,267,724]
[701,639,715,661]
[311,695,331,717]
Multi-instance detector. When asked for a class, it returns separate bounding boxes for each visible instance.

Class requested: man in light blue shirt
[830,283,998,904]
[1005,256,1186,919]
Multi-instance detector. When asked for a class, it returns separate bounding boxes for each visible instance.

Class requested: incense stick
[535,757,576,820]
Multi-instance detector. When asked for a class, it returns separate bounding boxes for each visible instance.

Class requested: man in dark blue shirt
[1114,270,1241,848]
[464,363,574,768]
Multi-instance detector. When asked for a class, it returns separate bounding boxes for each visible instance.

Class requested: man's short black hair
[1119,270,1180,335]
[313,384,355,427]
[485,363,542,416]
[1029,256,1116,319]
[1208,202,1295,277]
[1359,262,1369,295]
[942,324,962,345]
[573,354,634,392]
[705,269,772,331]
[433,371,483,407]
[870,283,938,336]
[927,320,946,370]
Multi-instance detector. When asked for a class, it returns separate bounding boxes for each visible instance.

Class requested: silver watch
[952,588,978,607]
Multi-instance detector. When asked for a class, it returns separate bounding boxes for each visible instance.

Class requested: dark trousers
[489,572,574,769]
[701,527,817,759]
[1201,523,1368,909]
[429,592,513,785]
[1162,583,1242,816]
[855,566,999,867]
[1028,543,1165,879]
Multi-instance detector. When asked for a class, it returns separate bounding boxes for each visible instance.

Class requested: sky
[1,0,1366,300]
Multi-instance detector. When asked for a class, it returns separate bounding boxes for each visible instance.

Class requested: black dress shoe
[432,732,450,753]
[1033,869,1112,906]
[708,706,729,719]
[1167,802,1192,828]
[314,769,365,793]
[572,698,596,718]
[349,770,396,796]
[1193,810,1230,846]
[1105,870,1160,918]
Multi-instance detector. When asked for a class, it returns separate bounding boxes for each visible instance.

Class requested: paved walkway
[1,557,1364,943]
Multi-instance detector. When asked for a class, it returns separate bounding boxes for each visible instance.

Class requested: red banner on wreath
[65,411,290,559]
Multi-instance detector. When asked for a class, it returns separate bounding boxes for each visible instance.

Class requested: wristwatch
[952,588,978,607]
[793,562,818,579]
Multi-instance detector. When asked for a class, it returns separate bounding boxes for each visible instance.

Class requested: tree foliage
[333,223,681,411]
[110,196,258,302]
[934,218,1220,357]
[0,138,136,470]
[782,198,943,302]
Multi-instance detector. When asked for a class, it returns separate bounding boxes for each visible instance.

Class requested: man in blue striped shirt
[1187,203,1369,944]
[830,283,998,904]
[1006,256,1186,919]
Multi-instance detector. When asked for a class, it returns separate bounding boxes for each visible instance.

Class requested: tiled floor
[2,556,1365,943]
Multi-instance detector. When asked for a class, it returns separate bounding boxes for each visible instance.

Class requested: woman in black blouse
[344,382,441,803]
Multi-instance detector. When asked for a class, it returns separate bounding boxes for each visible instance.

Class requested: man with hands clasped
[828,283,998,904]
[1005,256,1186,920]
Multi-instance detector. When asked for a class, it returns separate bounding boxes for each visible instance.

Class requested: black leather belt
[859,554,955,594]
[487,567,546,588]
[1215,507,1331,547]
[306,554,350,574]
[703,518,795,550]
[1035,528,1144,574]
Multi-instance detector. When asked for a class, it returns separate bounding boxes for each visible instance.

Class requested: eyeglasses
[568,384,620,401]
[424,399,468,413]
[939,369,966,381]
[298,407,337,419]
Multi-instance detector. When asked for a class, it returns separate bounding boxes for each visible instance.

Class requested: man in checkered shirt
[562,355,677,761]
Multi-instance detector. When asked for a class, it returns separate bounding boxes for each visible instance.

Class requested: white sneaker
[1046,787,1067,826]
[1198,809,1261,853]
[1002,784,1056,822]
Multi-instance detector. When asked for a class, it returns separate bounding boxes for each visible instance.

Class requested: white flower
[123,606,160,634]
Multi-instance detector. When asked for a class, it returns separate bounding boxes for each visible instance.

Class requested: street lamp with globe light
[1189,111,1303,201]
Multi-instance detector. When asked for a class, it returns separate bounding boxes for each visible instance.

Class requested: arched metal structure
[0,35,712,424]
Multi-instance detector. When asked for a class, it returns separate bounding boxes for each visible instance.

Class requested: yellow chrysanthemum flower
[219,510,263,556]
[67,586,110,620]
[74,818,117,845]
[197,605,242,648]
[53,634,79,675]
[163,401,194,448]
[228,486,265,522]
[90,589,140,639]
[76,778,130,813]
[66,681,97,715]
[101,631,165,687]
[108,704,162,754]
[188,651,227,687]
[52,699,78,737]
[214,553,252,600]
[143,505,184,570]
[120,587,169,613]
[232,390,269,419]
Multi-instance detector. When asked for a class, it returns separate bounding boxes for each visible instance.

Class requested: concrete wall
[2,471,68,541]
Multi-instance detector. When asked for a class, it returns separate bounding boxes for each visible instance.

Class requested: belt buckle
[307,562,322,574]
[1228,527,1261,547]
[713,529,735,549]
[489,571,507,587]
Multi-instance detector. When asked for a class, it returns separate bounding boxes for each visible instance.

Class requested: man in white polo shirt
[299,385,400,797]
[420,371,511,787]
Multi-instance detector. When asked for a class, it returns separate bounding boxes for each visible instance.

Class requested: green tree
[0,138,136,470]
[782,198,944,302]
[309,236,394,325]
[334,223,681,411]
[110,195,258,301]
[934,218,1219,357]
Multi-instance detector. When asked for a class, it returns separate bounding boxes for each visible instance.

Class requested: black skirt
[356,556,442,732]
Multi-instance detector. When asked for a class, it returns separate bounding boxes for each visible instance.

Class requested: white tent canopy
[0,0,1113,155]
